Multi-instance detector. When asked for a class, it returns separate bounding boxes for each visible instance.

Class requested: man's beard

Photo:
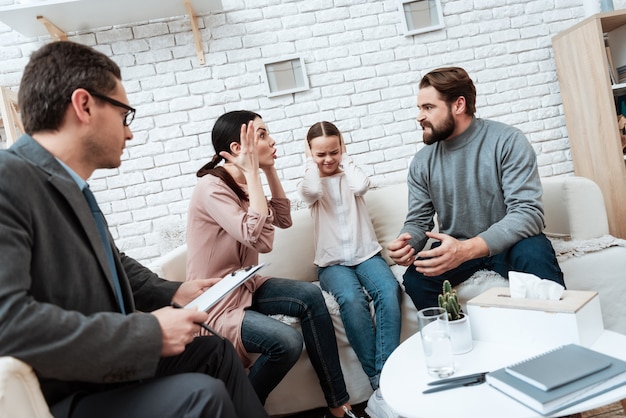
[421,111,455,145]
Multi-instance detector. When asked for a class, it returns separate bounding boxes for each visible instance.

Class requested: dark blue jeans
[403,233,565,310]
[318,254,402,390]
[241,278,349,408]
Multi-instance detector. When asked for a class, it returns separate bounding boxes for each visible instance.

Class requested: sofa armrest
[541,176,609,240]
[148,244,188,282]
[0,357,52,418]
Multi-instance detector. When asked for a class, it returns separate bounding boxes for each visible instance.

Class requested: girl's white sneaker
[365,389,397,418]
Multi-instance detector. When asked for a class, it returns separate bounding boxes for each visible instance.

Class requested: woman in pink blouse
[186,111,359,418]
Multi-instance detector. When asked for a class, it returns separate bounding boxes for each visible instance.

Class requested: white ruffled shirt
[298,154,381,267]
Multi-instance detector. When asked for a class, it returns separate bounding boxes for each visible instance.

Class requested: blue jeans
[318,254,402,390]
[403,233,565,310]
[241,278,349,408]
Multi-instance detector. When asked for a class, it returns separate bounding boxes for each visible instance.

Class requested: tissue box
[466,287,604,347]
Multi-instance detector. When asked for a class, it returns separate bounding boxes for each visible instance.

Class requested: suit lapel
[50,176,114,280]
[10,135,124,306]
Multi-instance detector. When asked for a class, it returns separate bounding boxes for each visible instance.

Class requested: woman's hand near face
[219,121,259,178]
[220,119,269,214]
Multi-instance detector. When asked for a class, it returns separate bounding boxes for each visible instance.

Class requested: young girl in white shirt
[298,121,402,418]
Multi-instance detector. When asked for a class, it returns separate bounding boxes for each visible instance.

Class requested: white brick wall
[0,0,622,264]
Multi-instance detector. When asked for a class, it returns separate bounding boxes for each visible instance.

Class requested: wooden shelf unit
[552,10,626,239]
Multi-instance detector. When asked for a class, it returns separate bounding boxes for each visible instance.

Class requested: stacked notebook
[485,344,626,416]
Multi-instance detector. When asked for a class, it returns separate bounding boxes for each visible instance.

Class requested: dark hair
[306,121,343,146]
[419,67,476,116]
[196,110,262,201]
[18,41,121,135]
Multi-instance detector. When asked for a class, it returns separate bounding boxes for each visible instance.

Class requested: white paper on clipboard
[184,263,268,312]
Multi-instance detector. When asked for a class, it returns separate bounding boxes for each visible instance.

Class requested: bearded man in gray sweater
[388,67,565,310]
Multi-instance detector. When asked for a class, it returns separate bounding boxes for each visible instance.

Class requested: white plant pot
[449,313,473,354]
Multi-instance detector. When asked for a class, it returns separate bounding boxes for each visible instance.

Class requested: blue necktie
[82,185,127,314]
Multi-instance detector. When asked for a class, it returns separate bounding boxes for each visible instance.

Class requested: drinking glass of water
[417,307,455,378]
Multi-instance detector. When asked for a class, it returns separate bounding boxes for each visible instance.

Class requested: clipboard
[184,263,267,312]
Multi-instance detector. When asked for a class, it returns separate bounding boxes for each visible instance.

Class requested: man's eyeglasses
[87,90,136,127]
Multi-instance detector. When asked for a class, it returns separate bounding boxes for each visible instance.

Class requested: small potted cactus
[438,279,463,321]
[438,280,473,354]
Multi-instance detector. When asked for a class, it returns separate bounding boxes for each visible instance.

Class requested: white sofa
[3,176,626,417]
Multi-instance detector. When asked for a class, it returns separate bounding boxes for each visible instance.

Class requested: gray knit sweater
[401,117,544,256]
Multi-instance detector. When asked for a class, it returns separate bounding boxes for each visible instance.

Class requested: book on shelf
[486,344,626,416]
[615,94,626,117]
[608,25,626,84]
[606,34,619,84]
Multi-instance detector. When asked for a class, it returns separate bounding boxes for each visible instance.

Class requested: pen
[422,372,488,394]
[171,302,223,339]
[422,382,467,394]
[422,378,486,394]
[426,372,487,386]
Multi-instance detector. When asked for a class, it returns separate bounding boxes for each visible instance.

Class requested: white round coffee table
[380,330,626,418]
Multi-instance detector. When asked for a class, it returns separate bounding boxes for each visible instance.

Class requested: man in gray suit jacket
[0,41,267,418]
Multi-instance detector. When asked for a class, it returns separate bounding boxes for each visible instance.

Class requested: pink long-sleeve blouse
[186,173,292,366]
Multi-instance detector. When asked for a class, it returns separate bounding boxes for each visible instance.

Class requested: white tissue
[508,271,564,300]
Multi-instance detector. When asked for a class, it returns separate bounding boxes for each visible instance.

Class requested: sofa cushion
[541,176,609,240]
[259,208,317,282]
[364,184,409,265]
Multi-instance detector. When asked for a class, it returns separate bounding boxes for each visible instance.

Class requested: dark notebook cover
[486,346,626,415]
[504,344,612,391]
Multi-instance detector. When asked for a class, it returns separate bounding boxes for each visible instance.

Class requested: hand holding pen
[151,304,215,357]
[171,302,223,339]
